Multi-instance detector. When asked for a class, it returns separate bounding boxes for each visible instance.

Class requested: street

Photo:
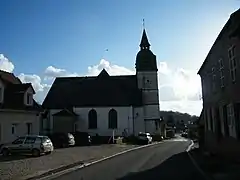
[52,137,205,180]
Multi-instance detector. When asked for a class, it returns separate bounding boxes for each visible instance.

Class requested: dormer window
[26,93,33,106]
[0,87,3,103]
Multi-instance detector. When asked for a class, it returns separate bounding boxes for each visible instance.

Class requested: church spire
[140,29,150,50]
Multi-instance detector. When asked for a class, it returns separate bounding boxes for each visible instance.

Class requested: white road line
[186,141,213,180]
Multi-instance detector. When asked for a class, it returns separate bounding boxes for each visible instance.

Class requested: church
[42,29,161,136]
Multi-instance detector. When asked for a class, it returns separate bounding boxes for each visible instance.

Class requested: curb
[27,141,163,180]
[186,141,213,180]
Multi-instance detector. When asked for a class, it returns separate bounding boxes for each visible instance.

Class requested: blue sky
[0,0,239,115]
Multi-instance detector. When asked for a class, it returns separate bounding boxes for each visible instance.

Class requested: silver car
[138,132,153,144]
[0,135,54,157]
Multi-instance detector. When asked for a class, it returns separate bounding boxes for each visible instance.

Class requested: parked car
[137,132,153,144]
[0,135,54,157]
[181,132,188,138]
[47,132,75,148]
[71,132,91,146]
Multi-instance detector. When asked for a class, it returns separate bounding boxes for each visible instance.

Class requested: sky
[0,0,239,116]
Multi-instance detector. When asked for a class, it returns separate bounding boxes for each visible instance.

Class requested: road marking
[33,142,164,180]
[186,140,194,152]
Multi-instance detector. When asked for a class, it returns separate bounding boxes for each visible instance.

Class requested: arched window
[108,109,117,129]
[88,109,97,129]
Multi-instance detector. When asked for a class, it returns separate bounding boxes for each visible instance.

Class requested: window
[26,93,33,105]
[108,109,118,129]
[228,45,237,82]
[227,103,236,137]
[212,67,216,92]
[11,124,17,135]
[12,137,25,144]
[88,109,97,129]
[219,58,224,88]
[0,87,3,103]
[26,123,32,134]
[227,104,235,126]
[24,137,36,144]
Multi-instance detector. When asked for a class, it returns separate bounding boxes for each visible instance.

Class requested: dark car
[47,132,75,148]
[71,132,91,146]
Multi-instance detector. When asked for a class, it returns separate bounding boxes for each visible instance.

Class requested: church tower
[136,29,160,133]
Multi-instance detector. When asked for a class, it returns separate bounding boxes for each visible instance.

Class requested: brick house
[197,9,240,159]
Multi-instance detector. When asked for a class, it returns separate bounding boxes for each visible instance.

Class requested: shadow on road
[117,152,204,180]
[0,154,33,162]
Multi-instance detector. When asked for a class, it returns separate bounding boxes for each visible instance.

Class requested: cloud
[18,73,51,103]
[160,100,202,116]
[160,85,181,101]
[158,62,171,75]
[87,59,135,76]
[172,68,201,100]
[44,66,79,80]
[0,54,14,72]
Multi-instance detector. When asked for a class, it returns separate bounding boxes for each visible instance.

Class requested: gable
[198,9,240,75]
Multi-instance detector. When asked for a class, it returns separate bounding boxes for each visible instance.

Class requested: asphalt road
[52,137,205,180]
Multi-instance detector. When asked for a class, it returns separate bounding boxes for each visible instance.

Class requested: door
[10,137,26,153]
[23,136,37,153]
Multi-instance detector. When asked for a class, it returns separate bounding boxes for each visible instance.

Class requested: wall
[136,71,160,134]
[74,106,135,136]
[0,111,40,144]
[133,107,145,135]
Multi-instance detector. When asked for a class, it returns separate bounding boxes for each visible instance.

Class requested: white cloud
[158,62,171,75]
[87,59,135,76]
[44,66,79,80]
[18,73,51,103]
[0,54,14,72]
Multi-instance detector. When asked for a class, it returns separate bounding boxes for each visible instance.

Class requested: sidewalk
[189,147,240,180]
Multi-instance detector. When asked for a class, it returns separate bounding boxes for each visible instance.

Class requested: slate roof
[53,109,78,117]
[42,69,143,109]
[0,70,42,111]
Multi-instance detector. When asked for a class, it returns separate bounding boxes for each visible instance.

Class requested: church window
[88,109,97,129]
[108,109,118,129]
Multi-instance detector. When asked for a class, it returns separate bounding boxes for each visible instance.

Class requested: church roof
[42,70,142,109]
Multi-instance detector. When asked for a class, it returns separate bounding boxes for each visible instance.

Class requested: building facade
[198,9,240,159]
[0,70,41,144]
[42,29,161,136]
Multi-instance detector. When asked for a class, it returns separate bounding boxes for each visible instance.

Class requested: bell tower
[135,28,160,133]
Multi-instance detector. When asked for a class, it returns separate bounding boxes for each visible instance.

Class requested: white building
[0,70,41,144]
[42,29,161,136]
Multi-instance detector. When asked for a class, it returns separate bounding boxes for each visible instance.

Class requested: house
[197,9,240,159]
[42,29,161,136]
[0,70,42,144]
